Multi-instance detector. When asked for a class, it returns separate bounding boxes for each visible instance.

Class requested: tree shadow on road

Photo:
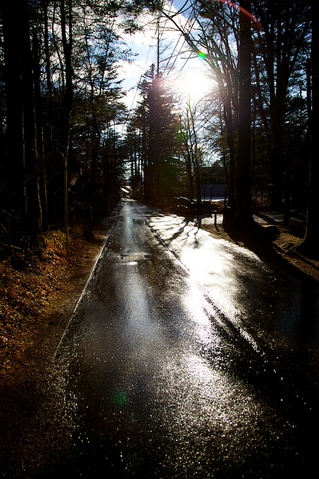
[166,215,204,245]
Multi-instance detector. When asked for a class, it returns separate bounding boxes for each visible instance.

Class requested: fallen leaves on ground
[0,229,99,380]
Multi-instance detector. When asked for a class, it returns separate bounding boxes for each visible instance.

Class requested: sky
[117,1,216,114]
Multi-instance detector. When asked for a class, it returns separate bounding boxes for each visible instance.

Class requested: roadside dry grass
[0,226,106,388]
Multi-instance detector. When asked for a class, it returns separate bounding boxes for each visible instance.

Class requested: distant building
[201,184,227,200]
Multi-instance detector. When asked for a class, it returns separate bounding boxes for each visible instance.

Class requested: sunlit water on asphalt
[148,211,319,345]
[50,200,319,478]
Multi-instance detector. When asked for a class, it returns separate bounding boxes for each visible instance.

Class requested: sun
[172,65,216,103]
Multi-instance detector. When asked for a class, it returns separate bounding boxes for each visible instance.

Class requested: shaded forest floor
[0,225,107,382]
[0,206,319,474]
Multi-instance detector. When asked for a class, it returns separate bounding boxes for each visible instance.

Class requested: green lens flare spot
[197,51,207,60]
[114,391,129,406]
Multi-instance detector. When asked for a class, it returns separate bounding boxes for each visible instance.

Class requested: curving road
[51,199,319,478]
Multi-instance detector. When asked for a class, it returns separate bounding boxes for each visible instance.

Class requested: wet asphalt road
[52,200,319,478]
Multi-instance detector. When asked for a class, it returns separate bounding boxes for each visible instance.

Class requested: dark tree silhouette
[231,0,255,231]
[2,0,42,239]
[297,0,319,258]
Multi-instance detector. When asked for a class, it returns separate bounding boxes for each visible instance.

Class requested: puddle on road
[119,252,152,264]
[133,218,147,225]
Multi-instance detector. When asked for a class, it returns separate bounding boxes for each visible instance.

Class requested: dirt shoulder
[270,225,319,282]
[0,227,107,382]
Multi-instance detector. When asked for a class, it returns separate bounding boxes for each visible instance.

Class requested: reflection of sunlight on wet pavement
[149,214,264,323]
[156,216,242,319]
[52,202,306,478]
[180,237,228,279]
[183,270,263,361]
[148,211,319,350]
[155,348,288,472]
[182,277,217,346]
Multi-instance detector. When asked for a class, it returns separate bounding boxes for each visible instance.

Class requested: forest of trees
[0,0,318,257]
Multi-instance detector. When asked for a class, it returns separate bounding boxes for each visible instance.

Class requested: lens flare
[216,0,263,31]
[197,51,207,60]
[114,390,129,406]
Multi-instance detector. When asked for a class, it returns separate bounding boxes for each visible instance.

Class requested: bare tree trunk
[33,33,47,231]
[1,2,24,216]
[2,0,42,238]
[60,0,73,253]
[21,2,42,238]
[297,0,319,258]
[230,0,255,231]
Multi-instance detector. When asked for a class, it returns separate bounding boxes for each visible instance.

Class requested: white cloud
[117,2,204,109]
[117,12,159,107]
